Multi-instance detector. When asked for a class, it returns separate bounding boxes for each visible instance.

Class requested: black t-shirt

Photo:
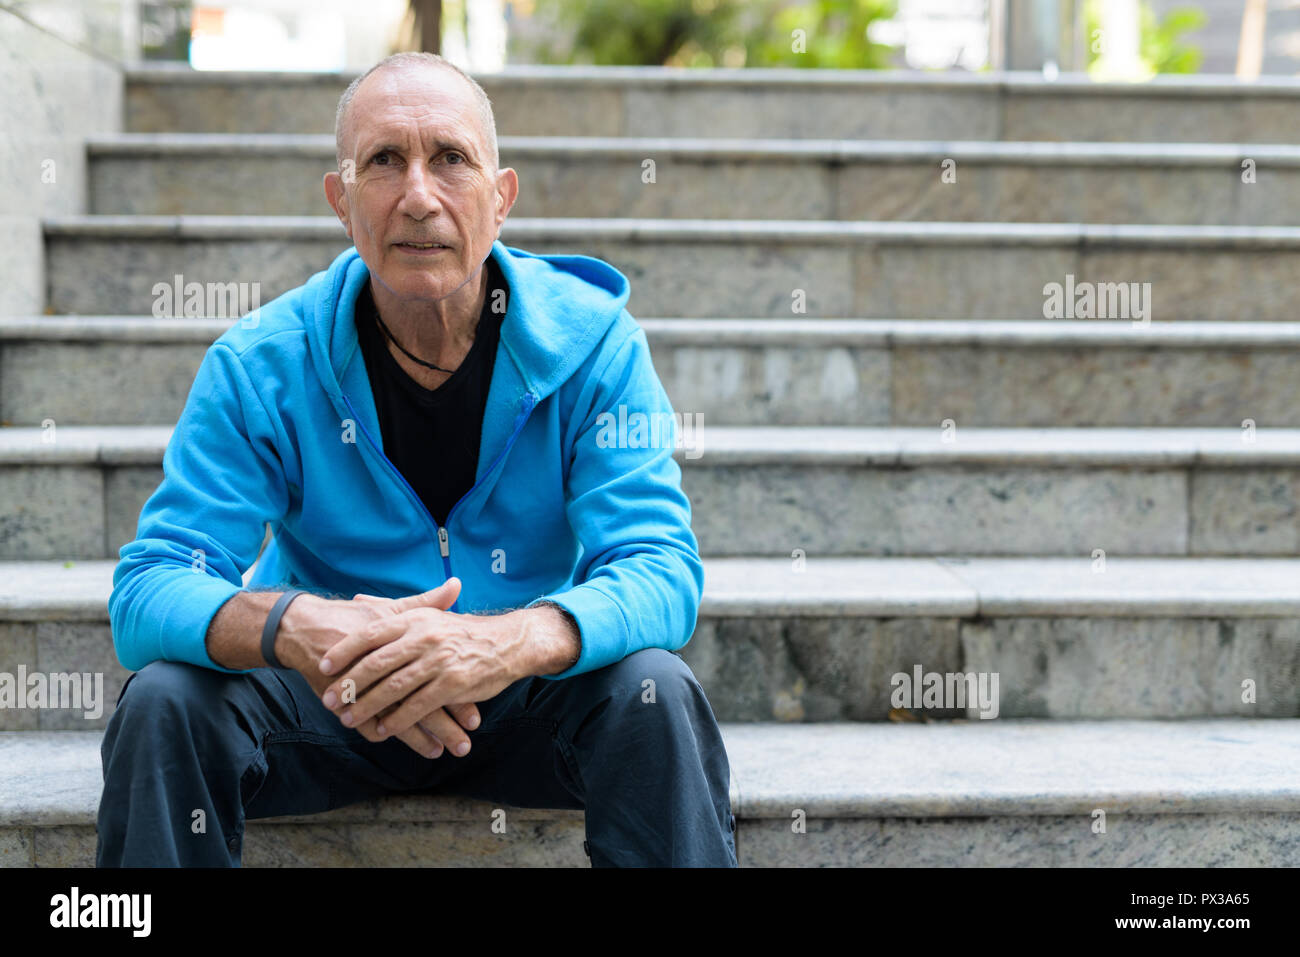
[355,259,507,528]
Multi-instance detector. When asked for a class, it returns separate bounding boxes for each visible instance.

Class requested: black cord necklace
[372,307,458,374]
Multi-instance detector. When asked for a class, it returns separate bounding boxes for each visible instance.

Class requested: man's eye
[445,152,464,164]
[373,151,391,165]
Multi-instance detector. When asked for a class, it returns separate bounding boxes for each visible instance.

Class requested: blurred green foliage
[1084,0,1206,74]
[528,0,897,68]
[748,0,897,68]
[1139,5,1207,73]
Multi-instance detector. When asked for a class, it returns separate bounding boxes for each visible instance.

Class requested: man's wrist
[518,602,581,678]
[274,592,327,672]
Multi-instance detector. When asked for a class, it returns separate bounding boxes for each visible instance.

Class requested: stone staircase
[3,66,1300,866]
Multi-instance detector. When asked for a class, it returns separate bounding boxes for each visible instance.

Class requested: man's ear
[493,167,519,230]
[324,171,353,239]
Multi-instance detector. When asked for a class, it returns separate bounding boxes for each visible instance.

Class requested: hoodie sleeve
[109,342,291,673]
[525,322,705,679]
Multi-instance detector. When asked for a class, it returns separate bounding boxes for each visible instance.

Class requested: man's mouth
[396,241,449,249]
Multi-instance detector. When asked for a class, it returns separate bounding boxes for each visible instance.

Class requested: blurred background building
[4,0,1300,77]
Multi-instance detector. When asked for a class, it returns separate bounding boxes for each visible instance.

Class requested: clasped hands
[285,577,520,760]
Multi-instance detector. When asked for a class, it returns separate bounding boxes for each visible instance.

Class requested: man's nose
[397,161,443,218]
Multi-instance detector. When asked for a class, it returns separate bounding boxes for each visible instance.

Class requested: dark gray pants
[95,647,736,867]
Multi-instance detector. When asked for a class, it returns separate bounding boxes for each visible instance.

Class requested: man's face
[325,66,517,304]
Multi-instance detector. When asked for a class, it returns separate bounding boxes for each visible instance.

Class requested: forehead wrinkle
[352,106,481,163]
[342,63,493,169]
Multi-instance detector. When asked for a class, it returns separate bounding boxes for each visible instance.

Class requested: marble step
[86,134,1300,226]
[3,423,1299,560]
[43,216,1300,320]
[6,316,1300,429]
[4,719,1299,866]
[3,555,1299,730]
[124,64,1300,143]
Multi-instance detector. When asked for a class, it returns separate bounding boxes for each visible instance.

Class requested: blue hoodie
[109,241,704,681]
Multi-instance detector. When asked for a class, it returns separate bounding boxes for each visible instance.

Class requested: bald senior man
[97,52,736,868]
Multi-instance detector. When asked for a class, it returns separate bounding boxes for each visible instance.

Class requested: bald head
[334,52,498,175]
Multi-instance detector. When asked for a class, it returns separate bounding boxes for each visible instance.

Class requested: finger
[320,610,409,677]
[395,720,445,760]
[373,680,466,746]
[386,577,461,615]
[322,630,418,717]
[447,702,481,732]
[346,700,438,754]
[341,656,434,729]
[385,706,470,758]
[415,716,447,758]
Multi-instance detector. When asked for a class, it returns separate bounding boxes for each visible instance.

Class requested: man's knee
[119,659,213,709]
[600,647,701,705]
[110,660,246,740]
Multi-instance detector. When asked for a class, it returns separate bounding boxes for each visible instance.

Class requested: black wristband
[261,589,306,670]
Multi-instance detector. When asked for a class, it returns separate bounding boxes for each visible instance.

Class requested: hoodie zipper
[341,391,537,584]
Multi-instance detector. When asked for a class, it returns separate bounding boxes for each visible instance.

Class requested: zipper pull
[437,525,450,558]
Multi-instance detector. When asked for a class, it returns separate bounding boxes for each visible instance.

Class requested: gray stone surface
[123,66,1300,143]
[0,217,43,320]
[6,424,1300,558]
[0,466,104,559]
[29,825,92,867]
[6,317,1300,428]
[939,555,1300,616]
[7,718,1300,865]
[13,554,1300,621]
[91,138,836,220]
[104,466,163,558]
[125,72,347,135]
[0,827,33,867]
[32,621,126,730]
[622,86,999,140]
[0,423,169,464]
[650,342,890,426]
[18,555,1300,723]
[683,464,1188,555]
[45,226,349,317]
[239,820,588,867]
[20,813,1300,867]
[91,134,1300,224]
[891,343,1300,427]
[124,69,627,137]
[1192,469,1300,555]
[853,242,1079,319]
[682,616,964,721]
[688,425,1300,468]
[577,236,857,319]
[1002,89,1300,143]
[698,556,977,617]
[961,616,1300,719]
[688,611,1300,722]
[24,818,590,867]
[0,731,101,825]
[720,719,1300,818]
[838,163,1241,226]
[92,150,338,217]
[1079,245,1300,322]
[0,620,123,731]
[0,10,121,314]
[0,341,204,426]
[0,624,39,731]
[740,812,1300,866]
[0,560,114,621]
[45,217,1300,319]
